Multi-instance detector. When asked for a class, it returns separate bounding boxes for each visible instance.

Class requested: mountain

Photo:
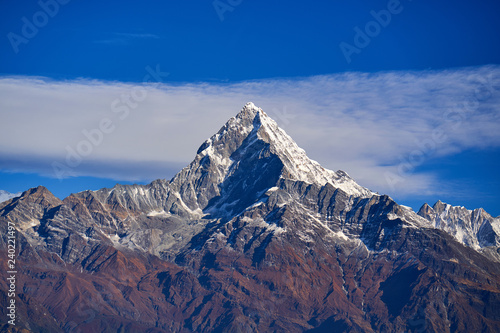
[1,103,500,332]
[418,201,500,260]
[0,190,21,204]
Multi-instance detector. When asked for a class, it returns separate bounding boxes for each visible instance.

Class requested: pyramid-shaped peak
[232,102,262,122]
[2,185,62,217]
[21,185,59,201]
[26,185,50,194]
[242,101,260,113]
[418,202,432,212]
[234,102,276,127]
[187,103,373,199]
[432,200,447,211]
[231,102,272,130]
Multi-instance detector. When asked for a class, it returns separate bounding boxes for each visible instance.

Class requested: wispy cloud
[1,65,499,199]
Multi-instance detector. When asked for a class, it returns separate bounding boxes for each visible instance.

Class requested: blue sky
[1,0,499,215]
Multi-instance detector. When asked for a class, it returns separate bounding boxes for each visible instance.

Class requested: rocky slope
[1,103,500,332]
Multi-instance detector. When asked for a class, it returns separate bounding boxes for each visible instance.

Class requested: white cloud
[1,65,499,199]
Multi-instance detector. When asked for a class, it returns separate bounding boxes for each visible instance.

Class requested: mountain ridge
[418,200,500,253]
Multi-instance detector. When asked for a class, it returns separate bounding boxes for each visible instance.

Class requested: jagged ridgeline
[1,103,500,332]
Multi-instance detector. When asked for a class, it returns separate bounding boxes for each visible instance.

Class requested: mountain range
[1,103,499,332]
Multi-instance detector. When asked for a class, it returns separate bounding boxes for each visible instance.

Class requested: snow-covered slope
[418,200,500,250]
[250,103,373,197]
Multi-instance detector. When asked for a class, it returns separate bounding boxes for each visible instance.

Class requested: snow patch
[387,213,399,220]
[332,230,349,241]
[147,210,170,217]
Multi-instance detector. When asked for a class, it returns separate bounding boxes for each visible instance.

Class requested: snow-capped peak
[418,201,500,250]
[195,102,373,198]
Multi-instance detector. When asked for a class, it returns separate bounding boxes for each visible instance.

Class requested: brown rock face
[1,104,500,332]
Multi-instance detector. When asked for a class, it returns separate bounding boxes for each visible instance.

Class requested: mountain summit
[2,103,500,332]
[170,102,372,220]
[197,102,372,196]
